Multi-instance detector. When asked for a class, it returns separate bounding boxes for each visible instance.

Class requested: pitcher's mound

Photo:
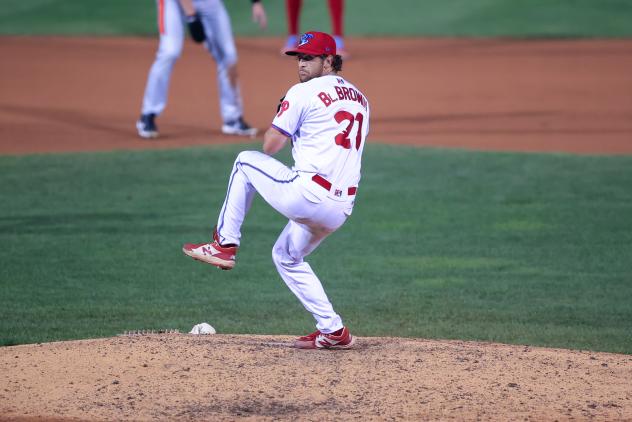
[1,334,631,420]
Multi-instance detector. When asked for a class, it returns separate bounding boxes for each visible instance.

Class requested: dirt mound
[1,334,631,420]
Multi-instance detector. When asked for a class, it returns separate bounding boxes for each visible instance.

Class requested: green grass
[1,0,632,37]
[1,145,631,353]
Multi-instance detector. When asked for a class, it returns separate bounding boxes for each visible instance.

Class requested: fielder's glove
[186,13,206,43]
[276,96,286,113]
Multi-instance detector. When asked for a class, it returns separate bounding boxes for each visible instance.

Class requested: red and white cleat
[294,326,355,350]
[182,229,238,270]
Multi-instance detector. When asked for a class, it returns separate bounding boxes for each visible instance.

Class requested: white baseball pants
[215,151,355,334]
[141,0,243,123]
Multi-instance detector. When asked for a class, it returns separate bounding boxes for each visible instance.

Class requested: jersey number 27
[334,111,365,150]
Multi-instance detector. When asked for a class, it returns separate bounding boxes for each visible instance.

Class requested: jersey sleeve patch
[271,84,305,137]
[276,100,290,118]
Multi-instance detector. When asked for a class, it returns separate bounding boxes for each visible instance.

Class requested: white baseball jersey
[271,74,370,194]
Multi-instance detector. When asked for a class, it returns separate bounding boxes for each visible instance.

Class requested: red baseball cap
[285,31,337,56]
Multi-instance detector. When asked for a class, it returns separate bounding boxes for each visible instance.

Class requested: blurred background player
[136,0,267,139]
[280,0,347,58]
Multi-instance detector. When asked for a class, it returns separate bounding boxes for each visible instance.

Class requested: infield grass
[1,0,632,37]
[1,145,631,353]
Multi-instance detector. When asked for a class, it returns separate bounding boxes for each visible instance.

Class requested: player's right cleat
[182,230,238,270]
[136,113,158,139]
[294,326,355,350]
[222,117,258,137]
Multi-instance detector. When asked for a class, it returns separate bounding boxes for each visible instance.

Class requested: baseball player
[281,0,348,58]
[182,31,370,349]
[136,0,267,139]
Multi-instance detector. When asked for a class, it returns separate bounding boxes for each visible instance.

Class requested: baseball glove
[186,14,206,43]
[276,96,286,113]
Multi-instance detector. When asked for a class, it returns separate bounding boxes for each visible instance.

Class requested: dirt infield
[1,37,631,154]
[1,37,632,420]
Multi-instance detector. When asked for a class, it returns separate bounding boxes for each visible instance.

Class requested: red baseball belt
[311,174,357,196]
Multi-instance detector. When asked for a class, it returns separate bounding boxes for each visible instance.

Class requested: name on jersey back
[317,86,368,110]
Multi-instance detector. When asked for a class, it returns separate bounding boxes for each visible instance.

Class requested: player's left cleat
[221,117,258,137]
[182,229,238,270]
[294,326,356,350]
[136,113,158,139]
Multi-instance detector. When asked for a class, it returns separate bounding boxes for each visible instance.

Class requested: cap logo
[299,33,314,47]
